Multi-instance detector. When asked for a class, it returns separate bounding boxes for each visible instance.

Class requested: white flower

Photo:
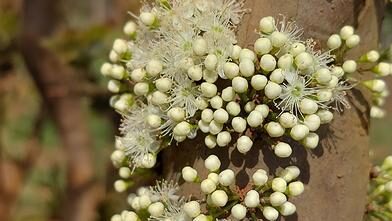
[304,39,335,72]
[262,16,302,51]
[275,71,318,116]
[329,80,354,111]
[149,201,191,221]
[149,180,181,204]
[169,75,202,118]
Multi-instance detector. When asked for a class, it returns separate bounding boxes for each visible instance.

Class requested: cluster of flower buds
[101,0,391,219]
[366,156,392,221]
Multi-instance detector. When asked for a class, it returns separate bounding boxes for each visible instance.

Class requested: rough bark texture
[162,0,385,220]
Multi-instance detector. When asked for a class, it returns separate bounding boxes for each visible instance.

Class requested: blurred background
[0,1,391,221]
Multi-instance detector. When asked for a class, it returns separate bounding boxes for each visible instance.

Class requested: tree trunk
[162,0,385,220]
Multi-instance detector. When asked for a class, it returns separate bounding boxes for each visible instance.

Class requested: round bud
[254,37,272,55]
[198,120,210,133]
[279,166,300,182]
[214,109,229,124]
[274,142,292,158]
[370,106,386,119]
[270,191,287,206]
[204,155,221,172]
[340,25,354,40]
[211,190,228,207]
[205,135,217,149]
[100,62,112,76]
[219,169,235,186]
[193,37,208,56]
[183,201,201,218]
[365,50,380,63]
[108,80,122,93]
[209,120,223,135]
[255,104,270,118]
[279,112,297,128]
[232,117,247,133]
[222,87,236,102]
[226,101,241,116]
[290,42,306,56]
[316,109,334,124]
[201,179,217,194]
[182,166,198,182]
[141,154,156,168]
[114,180,127,192]
[168,107,185,122]
[231,45,242,60]
[295,52,313,70]
[247,110,264,127]
[239,58,255,77]
[278,54,294,70]
[300,98,318,114]
[259,16,276,33]
[208,173,219,184]
[155,78,172,92]
[133,82,149,96]
[194,214,209,221]
[342,60,357,73]
[139,195,152,209]
[302,132,319,149]
[224,62,240,79]
[265,122,285,137]
[374,62,391,76]
[146,59,162,77]
[332,66,344,78]
[203,70,219,84]
[111,65,126,80]
[244,101,256,113]
[217,131,232,147]
[146,114,161,128]
[210,96,223,109]
[201,82,217,98]
[201,109,214,123]
[109,50,119,63]
[260,54,277,72]
[237,136,253,154]
[251,75,268,90]
[271,31,288,48]
[113,39,128,55]
[252,169,268,186]
[151,91,168,105]
[346,34,360,48]
[239,49,256,62]
[188,65,203,81]
[244,190,260,208]
[272,177,287,192]
[314,68,332,84]
[263,206,279,221]
[363,79,386,93]
[317,89,333,102]
[304,114,321,131]
[232,77,249,93]
[290,124,310,141]
[123,21,137,36]
[269,69,284,84]
[327,34,342,49]
[140,12,156,26]
[265,81,282,99]
[288,181,305,196]
[231,204,247,220]
[205,54,218,71]
[280,201,297,216]
[119,167,131,179]
[148,202,164,217]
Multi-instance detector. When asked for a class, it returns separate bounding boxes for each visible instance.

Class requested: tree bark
[162,0,385,220]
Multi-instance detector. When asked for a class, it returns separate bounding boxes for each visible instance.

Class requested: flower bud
[345,34,360,48]
[205,135,217,149]
[288,181,305,196]
[148,202,164,217]
[271,31,288,48]
[260,54,277,72]
[269,69,284,84]
[314,68,332,84]
[373,62,391,76]
[114,180,127,192]
[219,169,235,186]
[252,169,268,186]
[302,132,319,149]
[304,114,321,131]
[247,110,264,127]
[231,45,242,60]
[327,34,342,49]
[151,91,168,105]
[173,121,191,136]
[226,101,241,116]
[182,166,198,182]
[113,39,128,55]
[222,86,236,101]
[273,142,292,158]
[224,62,240,79]
[217,131,232,147]
[270,191,287,206]
[140,12,156,26]
[232,117,247,133]
[331,66,344,78]
[214,108,229,124]
[123,21,137,37]
[232,77,249,93]
[272,177,287,192]
[295,52,313,70]
[108,80,122,93]
[193,37,208,56]
[133,82,149,96]
[251,75,268,90]
[279,166,300,182]
[209,120,223,135]
[237,136,253,154]
[168,107,185,122]
[244,190,260,208]
[259,16,276,33]
[279,112,297,128]
[146,114,161,128]
[263,206,279,221]
[254,37,273,55]
[290,124,310,141]
[211,190,228,207]
[155,78,172,92]
[370,106,385,118]
[363,50,380,63]
[146,59,162,77]
[205,54,218,71]
[183,201,201,218]
[201,179,217,194]
[363,79,386,93]
[239,49,256,62]
[265,81,282,99]
[265,122,285,137]
[280,201,297,216]
[300,98,318,114]
[201,82,217,97]
[188,65,203,81]
[231,204,247,219]
[290,42,306,56]
[340,25,354,40]
[278,54,294,70]
[239,58,255,77]
[210,96,223,109]
[342,60,357,73]
[316,109,334,124]
[255,104,270,118]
